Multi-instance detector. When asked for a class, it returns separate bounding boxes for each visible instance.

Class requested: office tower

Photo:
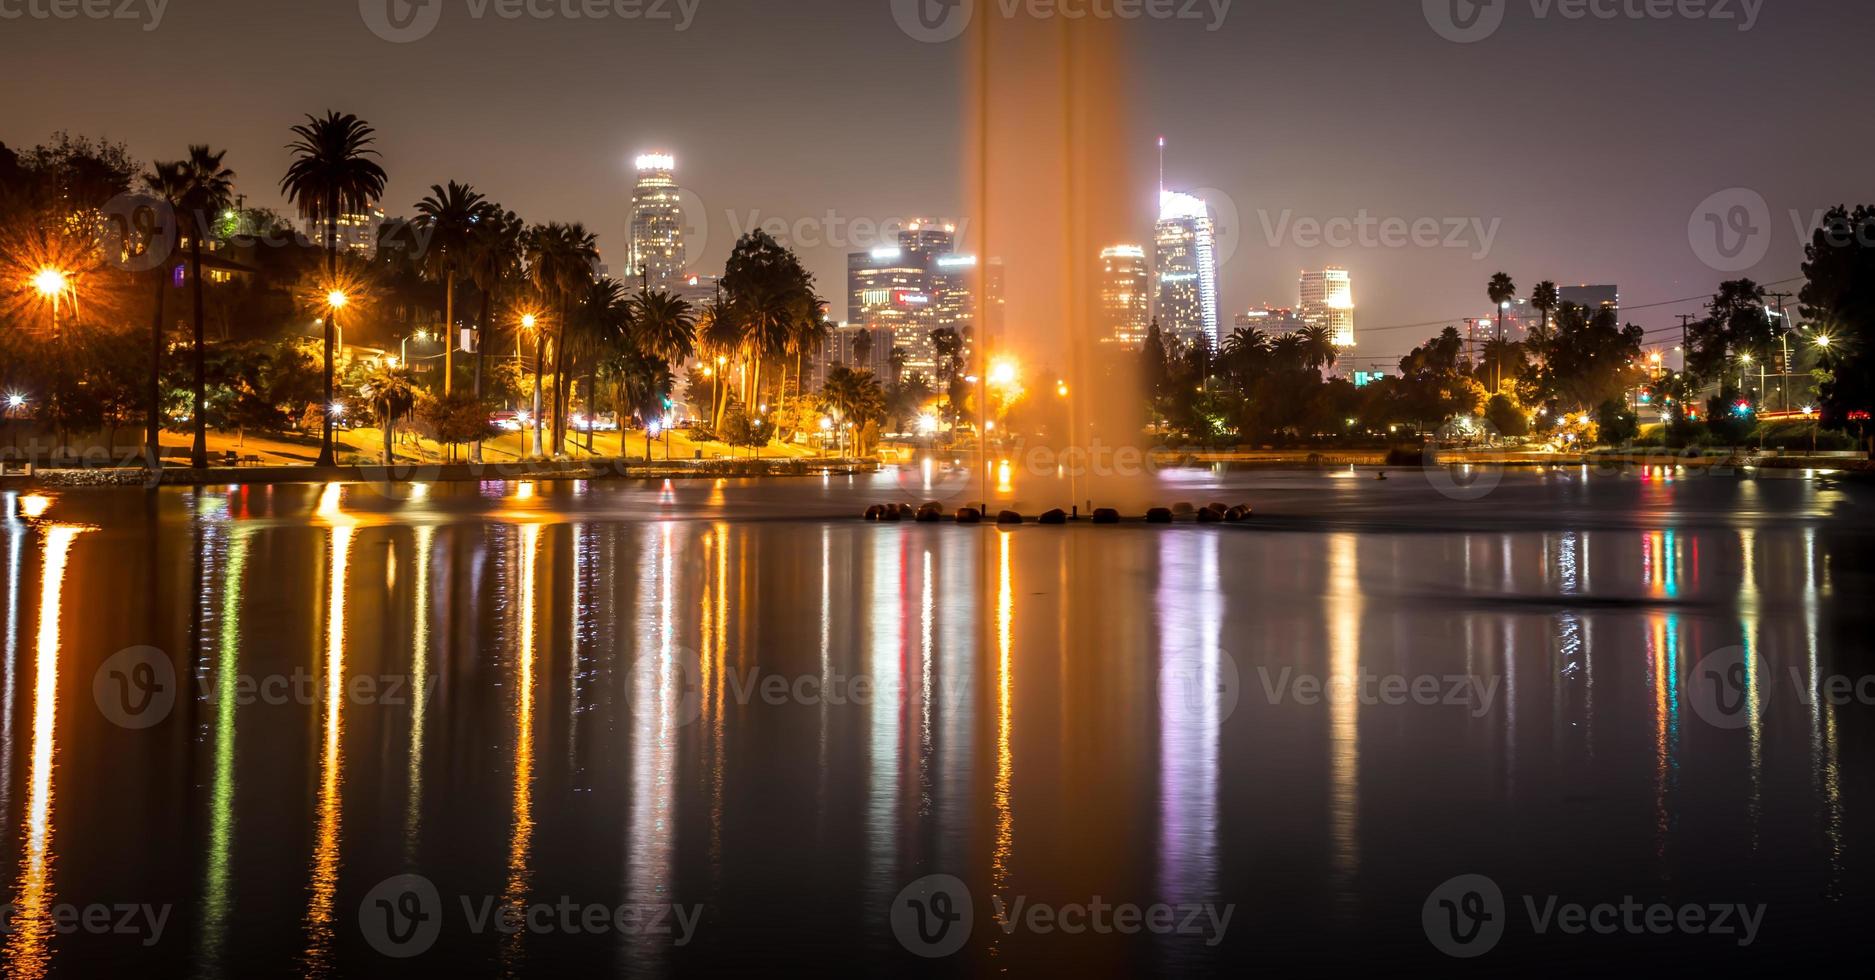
[1298,267,1355,348]
[1100,244,1151,348]
[628,152,687,289]
[1155,190,1221,349]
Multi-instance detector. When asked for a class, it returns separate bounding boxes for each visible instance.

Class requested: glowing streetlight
[521,313,537,330]
[32,268,68,299]
[5,394,24,411]
[1814,334,1834,350]
[326,290,348,310]
[1056,381,1070,398]
[988,358,1019,389]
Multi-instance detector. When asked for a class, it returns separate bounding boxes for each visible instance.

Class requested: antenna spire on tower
[1157,136,1166,195]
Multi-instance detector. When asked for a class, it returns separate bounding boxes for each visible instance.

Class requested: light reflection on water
[0,474,1867,975]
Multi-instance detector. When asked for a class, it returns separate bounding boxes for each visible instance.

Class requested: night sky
[3,0,1869,362]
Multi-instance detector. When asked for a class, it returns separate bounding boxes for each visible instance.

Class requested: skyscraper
[1100,244,1151,348]
[1298,267,1355,348]
[1154,190,1220,349]
[847,221,981,379]
[628,152,686,289]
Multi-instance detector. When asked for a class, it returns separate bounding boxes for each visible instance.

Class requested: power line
[1347,275,1805,338]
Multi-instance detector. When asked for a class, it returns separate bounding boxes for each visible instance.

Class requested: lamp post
[325,290,348,462]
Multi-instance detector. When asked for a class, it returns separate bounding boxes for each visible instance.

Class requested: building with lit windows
[1559,284,1620,314]
[628,152,687,289]
[1100,245,1151,348]
[1233,307,1311,336]
[302,207,385,257]
[847,221,986,379]
[1298,267,1355,348]
[1154,190,1220,348]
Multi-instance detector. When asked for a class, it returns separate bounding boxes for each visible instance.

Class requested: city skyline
[7,1,1867,362]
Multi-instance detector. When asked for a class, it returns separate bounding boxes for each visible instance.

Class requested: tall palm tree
[140,160,187,468]
[173,146,235,469]
[1486,272,1518,390]
[696,299,740,428]
[465,207,523,462]
[1299,324,1339,373]
[566,278,632,454]
[525,222,599,455]
[280,111,388,467]
[413,181,492,399]
[1529,280,1559,375]
[781,295,829,413]
[630,288,697,365]
[1270,333,1308,371]
[364,363,416,464]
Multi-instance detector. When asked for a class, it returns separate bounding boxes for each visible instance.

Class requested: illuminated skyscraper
[1298,267,1355,348]
[1100,244,1151,348]
[847,221,982,379]
[1155,190,1220,349]
[628,153,686,289]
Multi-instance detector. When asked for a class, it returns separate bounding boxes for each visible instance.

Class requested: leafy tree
[1800,205,1875,457]
[1594,398,1638,446]
[1484,393,1529,439]
[1687,279,1779,383]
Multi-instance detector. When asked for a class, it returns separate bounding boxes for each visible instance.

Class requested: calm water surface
[1,467,1871,976]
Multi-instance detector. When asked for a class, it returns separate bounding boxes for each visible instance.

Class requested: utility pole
[1766,291,1794,413]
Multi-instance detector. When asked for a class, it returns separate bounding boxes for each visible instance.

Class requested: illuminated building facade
[1154,190,1220,348]
[847,221,984,379]
[1100,244,1151,348]
[628,153,687,289]
[1298,267,1355,348]
[302,207,385,257]
[1233,307,1311,336]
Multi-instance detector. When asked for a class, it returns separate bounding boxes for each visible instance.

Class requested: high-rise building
[1154,189,1220,349]
[1298,267,1355,348]
[1100,245,1151,348]
[847,221,983,380]
[1559,284,1620,314]
[1233,307,1311,336]
[628,153,687,289]
[303,207,385,257]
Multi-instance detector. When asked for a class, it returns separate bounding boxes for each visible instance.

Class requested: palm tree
[1529,280,1559,375]
[781,295,829,413]
[464,207,523,462]
[280,111,388,467]
[173,146,235,469]
[630,288,697,364]
[696,299,740,428]
[412,181,492,399]
[524,222,599,455]
[1270,334,1308,371]
[614,352,675,460]
[1487,272,1518,390]
[364,363,416,464]
[1298,324,1339,374]
[140,160,187,468]
[566,278,632,454]
[821,366,886,457]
